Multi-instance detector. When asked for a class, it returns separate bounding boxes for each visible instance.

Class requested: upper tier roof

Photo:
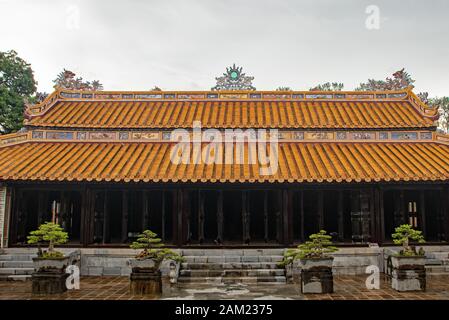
[24,88,438,130]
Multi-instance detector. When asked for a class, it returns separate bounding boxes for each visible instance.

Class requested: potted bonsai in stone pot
[128,230,183,295]
[280,230,338,294]
[389,224,426,292]
[27,222,69,294]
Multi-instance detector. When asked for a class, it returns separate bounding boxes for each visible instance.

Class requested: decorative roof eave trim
[0,131,31,148]
[407,89,440,121]
[23,87,415,121]
[24,89,62,122]
[434,132,449,145]
[0,129,443,148]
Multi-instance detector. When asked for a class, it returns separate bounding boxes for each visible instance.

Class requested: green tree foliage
[53,69,103,91]
[309,82,344,91]
[276,86,292,91]
[27,222,69,258]
[356,68,414,91]
[280,230,338,266]
[430,97,449,133]
[0,50,37,134]
[130,230,183,263]
[392,224,425,256]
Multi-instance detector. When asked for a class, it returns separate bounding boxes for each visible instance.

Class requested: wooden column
[263,191,268,243]
[80,188,87,246]
[419,190,427,239]
[175,189,186,246]
[300,190,305,242]
[217,190,224,243]
[400,190,406,224]
[37,191,46,226]
[370,188,376,243]
[161,191,166,241]
[59,191,67,227]
[142,190,149,232]
[172,189,179,246]
[102,191,109,244]
[242,191,250,243]
[80,187,94,247]
[337,190,344,242]
[3,187,13,248]
[283,189,293,245]
[89,190,96,245]
[182,189,190,244]
[318,190,324,230]
[442,187,449,242]
[121,190,129,243]
[276,190,282,243]
[8,188,18,245]
[198,190,205,243]
[379,188,385,244]
[16,189,25,242]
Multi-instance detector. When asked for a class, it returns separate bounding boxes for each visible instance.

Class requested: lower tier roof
[0,141,449,183]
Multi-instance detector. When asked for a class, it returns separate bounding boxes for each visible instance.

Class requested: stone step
[181,262,281,270]
[0,254,35,261]
[177,276,286,284]
[425,265,449,273]
[0,261,34,268]
[180,269,285,278]
[0,267,34,275]
[427,252,449,260]
[181,249,285,256]
[425,258,443,266]
[0,274,31,281]
[183,255,284,264]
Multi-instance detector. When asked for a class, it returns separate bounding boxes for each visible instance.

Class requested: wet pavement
[1,275,449,300]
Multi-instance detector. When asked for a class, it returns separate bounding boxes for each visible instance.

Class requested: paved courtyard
[0,275,449,300]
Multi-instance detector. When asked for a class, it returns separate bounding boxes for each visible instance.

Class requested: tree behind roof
[0,50,37,134]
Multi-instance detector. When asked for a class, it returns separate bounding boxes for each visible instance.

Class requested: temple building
[0,68,449,249]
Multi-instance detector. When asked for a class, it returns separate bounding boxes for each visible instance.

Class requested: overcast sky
[1,0,448,96]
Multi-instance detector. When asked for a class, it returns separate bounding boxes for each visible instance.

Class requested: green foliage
[276,86,292,91]
[27,222,69,257]
[280,230,338,266]
[0,50,37,134]
[429,96,449,133]
[355,68,414,91]
[53,69,103,91]
[41,251,64,259]
[309,82,344,91]
[392,224,425,256]
[130,230,183,263]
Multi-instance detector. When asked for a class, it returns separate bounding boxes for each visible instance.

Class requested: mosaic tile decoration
[22,129,439,144]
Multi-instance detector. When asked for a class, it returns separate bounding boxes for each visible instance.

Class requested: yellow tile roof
[24,89,437,129]
[1,141,448,183]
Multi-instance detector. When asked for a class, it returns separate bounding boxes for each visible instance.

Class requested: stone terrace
[1,275,449,300]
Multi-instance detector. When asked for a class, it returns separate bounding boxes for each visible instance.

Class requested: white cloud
[0,0,448,96]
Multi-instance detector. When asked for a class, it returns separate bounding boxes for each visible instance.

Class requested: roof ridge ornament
[212,64,256,91]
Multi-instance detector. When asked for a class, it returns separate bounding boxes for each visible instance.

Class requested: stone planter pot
[33,256,70,272]
[31,256,70,294]
[128,258,162,295]
[298,257,334,294]
[390,255,426,292]
[128,258,160,272]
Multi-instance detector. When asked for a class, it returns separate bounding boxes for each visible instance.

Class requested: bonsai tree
[27,222,69,258]
[130,230,183,263]
[280,230,338,266]
[392,224,425,256]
